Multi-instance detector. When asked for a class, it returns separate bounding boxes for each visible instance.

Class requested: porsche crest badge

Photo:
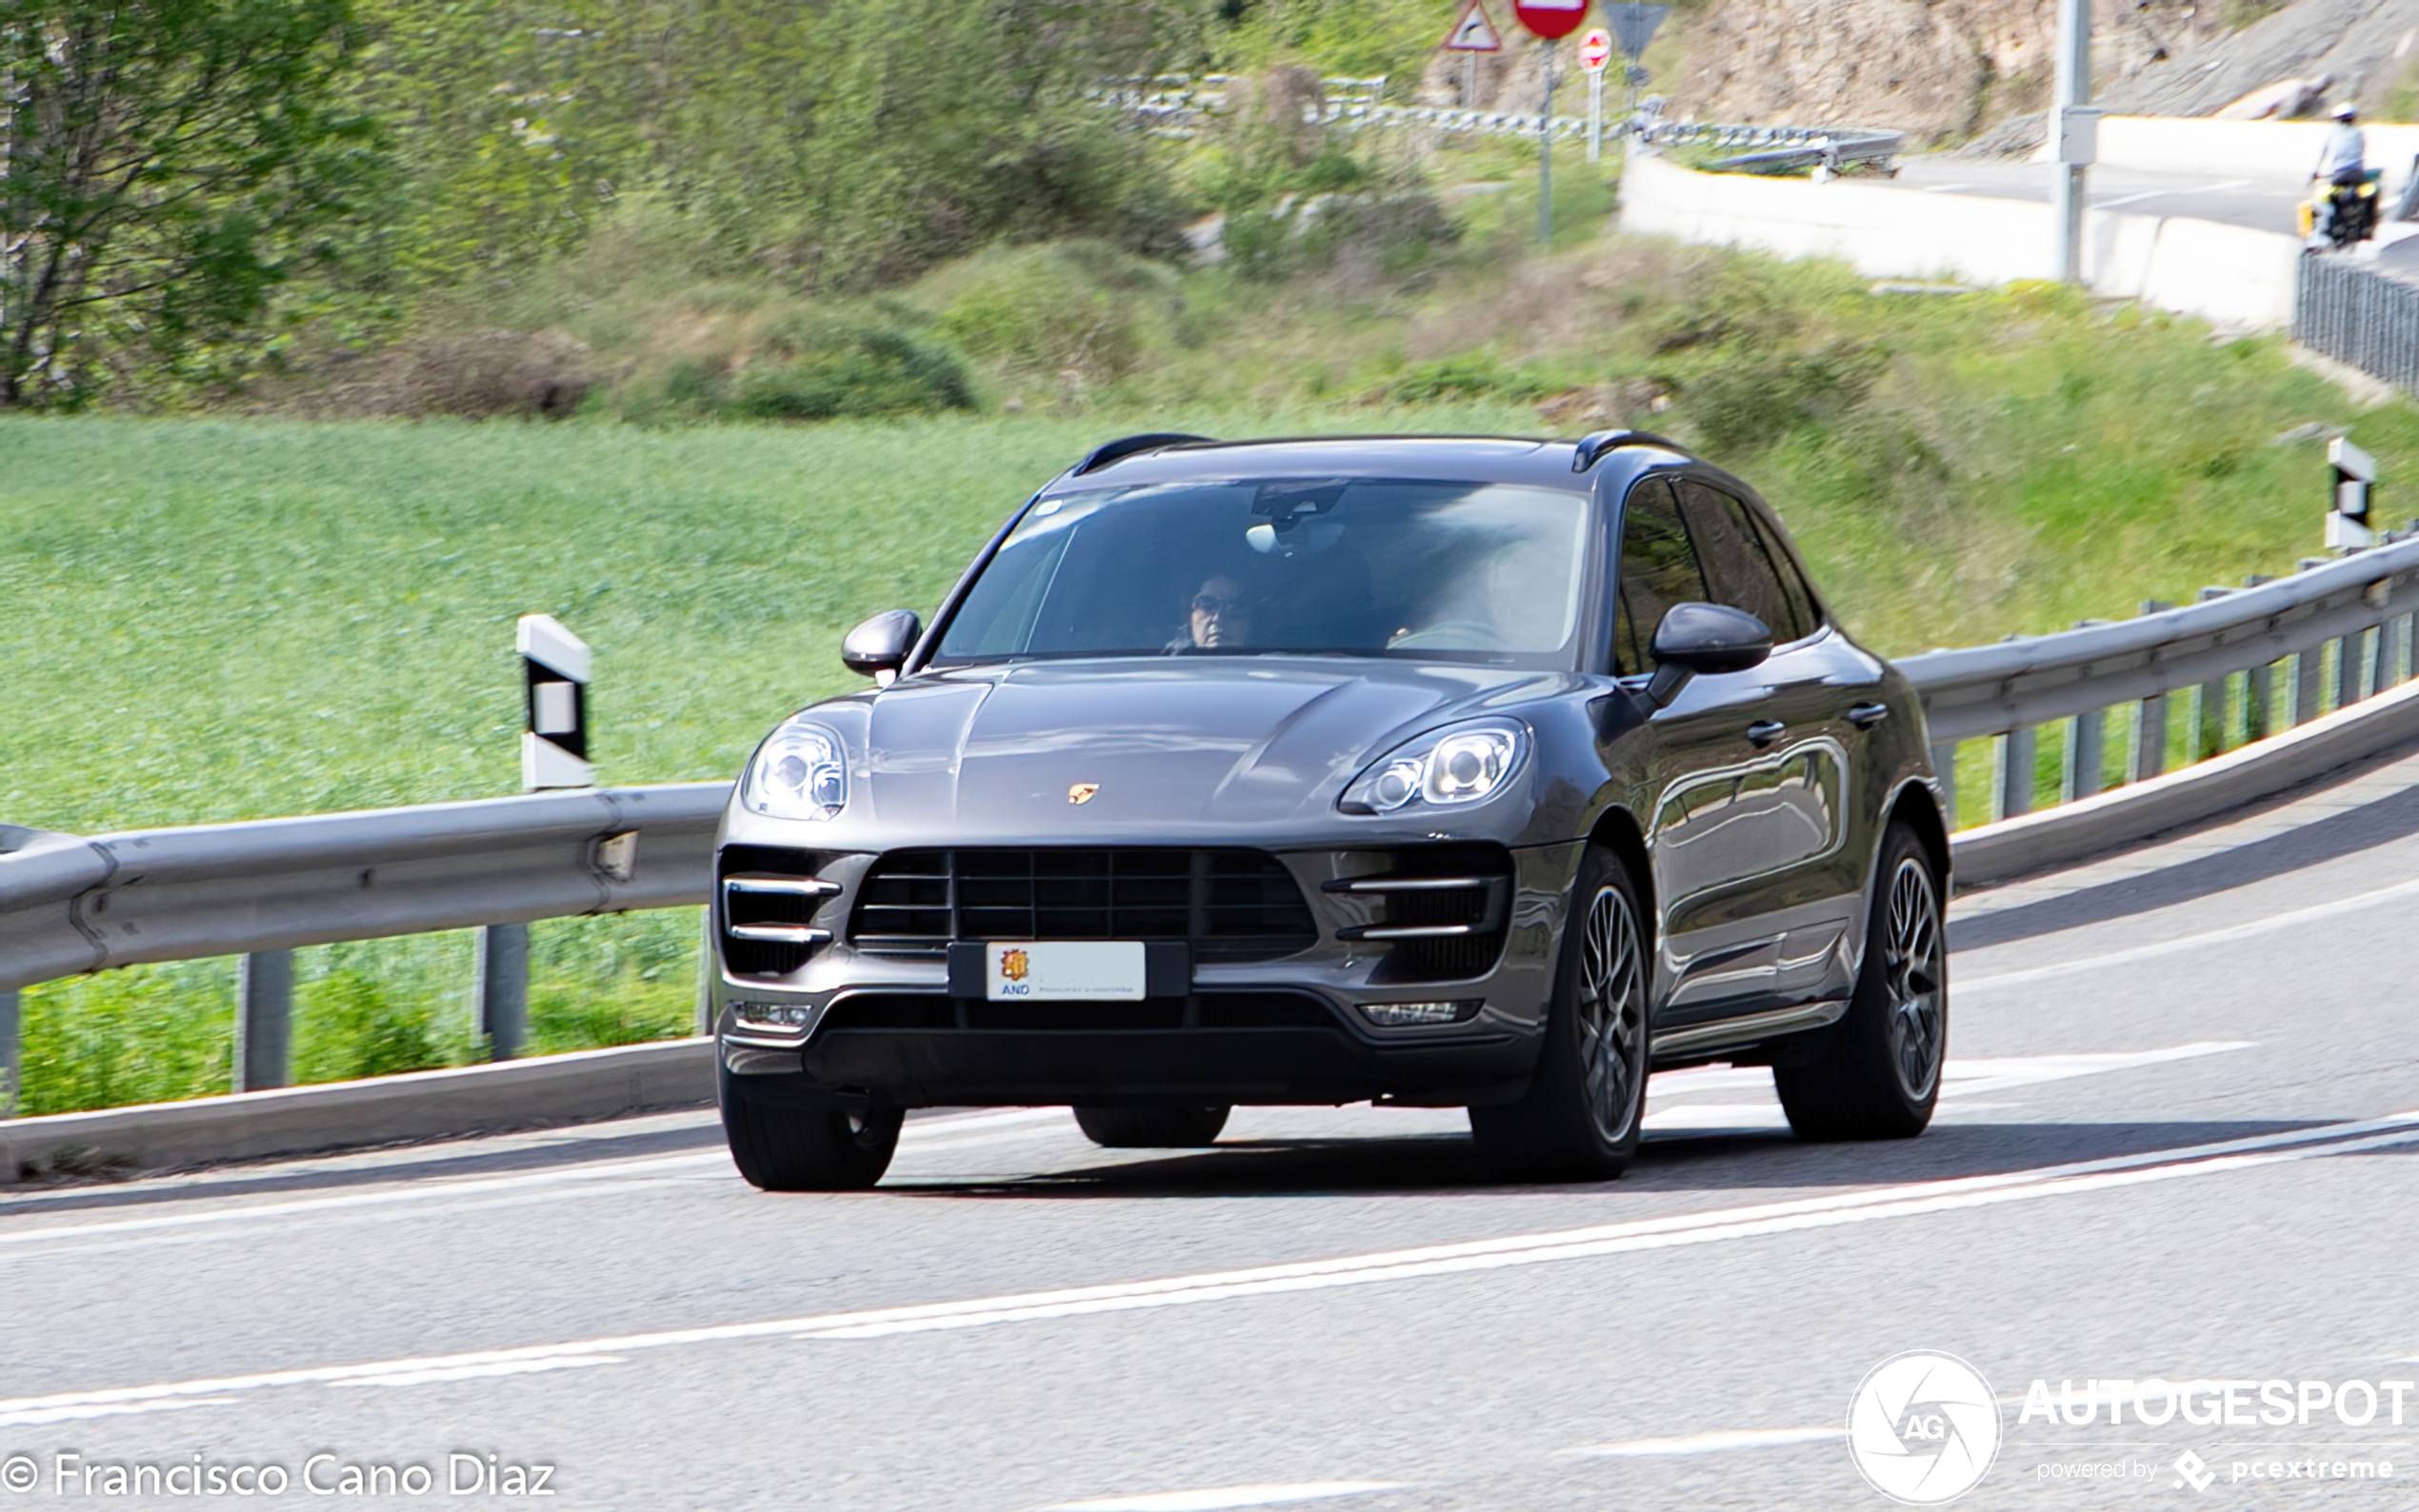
[1068,783,1099,805]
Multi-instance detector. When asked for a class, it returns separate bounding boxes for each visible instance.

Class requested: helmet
[2331,100,2359,120]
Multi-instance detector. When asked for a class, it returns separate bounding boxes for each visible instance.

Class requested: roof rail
[1571,428,1690,473]
[1072,432,1214,476]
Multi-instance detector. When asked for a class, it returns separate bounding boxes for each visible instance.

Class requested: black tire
[721,1075,903,1191]
[1469,846,1650,1183]
[1774,820,1946,1141]
[1071,1104,1230,1148]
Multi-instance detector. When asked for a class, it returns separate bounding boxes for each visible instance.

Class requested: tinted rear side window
[1746,506,1825,640]
[1613,478,1709,676]
[1676,480,1803,644]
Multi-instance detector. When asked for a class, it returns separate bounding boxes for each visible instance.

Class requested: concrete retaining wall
[1619,149,2303,329]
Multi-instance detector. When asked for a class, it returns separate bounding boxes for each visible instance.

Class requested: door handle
[1847,703,1890,728]
[1746,720,1786,746]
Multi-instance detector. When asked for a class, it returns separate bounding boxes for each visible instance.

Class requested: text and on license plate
[984,941,1147,1001]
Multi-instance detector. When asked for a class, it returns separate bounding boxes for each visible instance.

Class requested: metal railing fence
[2294,254,2419,391]
[7,532,2419,1113]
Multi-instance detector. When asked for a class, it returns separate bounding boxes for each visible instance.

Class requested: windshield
[933,477,1594,667]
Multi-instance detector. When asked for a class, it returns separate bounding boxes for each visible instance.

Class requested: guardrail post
[1930,742,1958,828]
[476,923,529,1061]
[2128,693,2167,784]
[1993,726,2035,821]
[1,988,19,1114]
[232,950,293,1092]
[2336,631,2366,711]
[2060,707,2105,802]
[2366,618,2392,696]
[2190,587,2233,760]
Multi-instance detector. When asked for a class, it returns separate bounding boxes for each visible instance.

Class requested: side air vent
[718,845,835,977]
[1326,845,1515,983]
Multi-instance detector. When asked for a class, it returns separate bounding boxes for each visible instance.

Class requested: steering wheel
[1388,621,1509,651]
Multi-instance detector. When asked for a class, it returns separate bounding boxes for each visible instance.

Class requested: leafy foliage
[0,0,375,407]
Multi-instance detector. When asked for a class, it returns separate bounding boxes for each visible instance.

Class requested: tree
[0,0,373,408]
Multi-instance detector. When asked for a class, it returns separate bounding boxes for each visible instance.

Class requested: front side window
[934,478,1594,666]
[1613,478,1709,676]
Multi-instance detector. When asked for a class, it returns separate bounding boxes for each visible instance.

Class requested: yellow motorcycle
[2300,169,2382,249]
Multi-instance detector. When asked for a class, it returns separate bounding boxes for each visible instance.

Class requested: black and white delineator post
[518,613,593,791]
[2327,436,2379,552]
[480,613,591,1062]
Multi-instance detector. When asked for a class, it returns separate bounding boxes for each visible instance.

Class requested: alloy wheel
[1883,856,1946,1101]
[1575,884,1648,1143]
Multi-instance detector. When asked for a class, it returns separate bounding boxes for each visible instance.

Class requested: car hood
[854,658,1564,833]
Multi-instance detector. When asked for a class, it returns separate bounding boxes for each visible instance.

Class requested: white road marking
[0,1107,1075,1257]
[1643,1043,2247,1127]
[1044,1484,1406,1511]
[333,1356,624,1389]
[6,1110,2413,1423]
[1560,1427,1836,1457]
[1920,184,1974,193]
[0,1398,240,1428]
[2092,189,2169,209]
[1959,872,2419,991]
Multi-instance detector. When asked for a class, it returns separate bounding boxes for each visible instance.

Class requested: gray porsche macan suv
[711,431,1949,1189]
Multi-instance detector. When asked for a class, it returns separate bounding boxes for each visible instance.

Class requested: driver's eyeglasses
[1191,594,1250,616]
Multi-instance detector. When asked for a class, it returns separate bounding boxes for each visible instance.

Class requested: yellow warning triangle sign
[1443,0,1503,51]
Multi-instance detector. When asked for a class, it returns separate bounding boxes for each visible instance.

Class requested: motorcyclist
[2309,101,2373,247]
[2316,100,2366,189]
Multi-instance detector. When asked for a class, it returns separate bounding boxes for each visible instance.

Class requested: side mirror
[1645,602,1771,707]
[842,609,922,685]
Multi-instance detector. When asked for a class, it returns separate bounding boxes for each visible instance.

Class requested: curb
[1950,677,2419,887]
[3,1036,712,1183]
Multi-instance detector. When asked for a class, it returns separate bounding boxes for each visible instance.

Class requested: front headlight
[1339,721,1528,815]
[742,720,848,821]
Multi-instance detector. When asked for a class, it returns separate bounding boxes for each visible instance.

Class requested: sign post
[1579,28,1611,162]
[1441,0,1503,110]
[1513,0,1588,243]
[482,612,595,1061]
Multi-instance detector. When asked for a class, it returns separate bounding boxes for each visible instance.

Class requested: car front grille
[850,848,1318,963]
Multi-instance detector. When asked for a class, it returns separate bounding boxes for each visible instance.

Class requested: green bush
[294,968,447,1084]
[1681,341,1889,454]
[1389,352,1549,404]
[926,242,1181,380]
[14,965,233,1117]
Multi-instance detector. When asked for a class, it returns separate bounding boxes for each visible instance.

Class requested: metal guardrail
[1900,531,2419,825]
[1642,121,1904,174]
[5,535,2419,1114]
[2294,254,2419,391]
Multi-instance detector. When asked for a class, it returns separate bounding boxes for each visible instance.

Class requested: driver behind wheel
[1172,573,1254,650]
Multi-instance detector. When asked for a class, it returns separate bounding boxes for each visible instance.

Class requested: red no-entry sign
[1578,27,1612,72]
[1512,0,1589,41]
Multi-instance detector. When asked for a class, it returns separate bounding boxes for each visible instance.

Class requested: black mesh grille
[718,845,830,978]
[851,849,1316,962]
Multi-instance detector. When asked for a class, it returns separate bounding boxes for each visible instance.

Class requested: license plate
[983,941,1147,1002]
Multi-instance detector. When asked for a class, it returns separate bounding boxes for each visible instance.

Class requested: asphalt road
[10,746,2419,1509]
[1893,157,2316,246]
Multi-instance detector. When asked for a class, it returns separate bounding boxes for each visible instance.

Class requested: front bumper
[713,841,1583,1109]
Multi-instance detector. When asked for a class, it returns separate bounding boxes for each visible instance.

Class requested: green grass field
[7,231,2416,1118]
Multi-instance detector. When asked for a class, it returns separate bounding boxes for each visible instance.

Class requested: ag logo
[998,947,1030,983]
[1848,1351,2000,1504]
